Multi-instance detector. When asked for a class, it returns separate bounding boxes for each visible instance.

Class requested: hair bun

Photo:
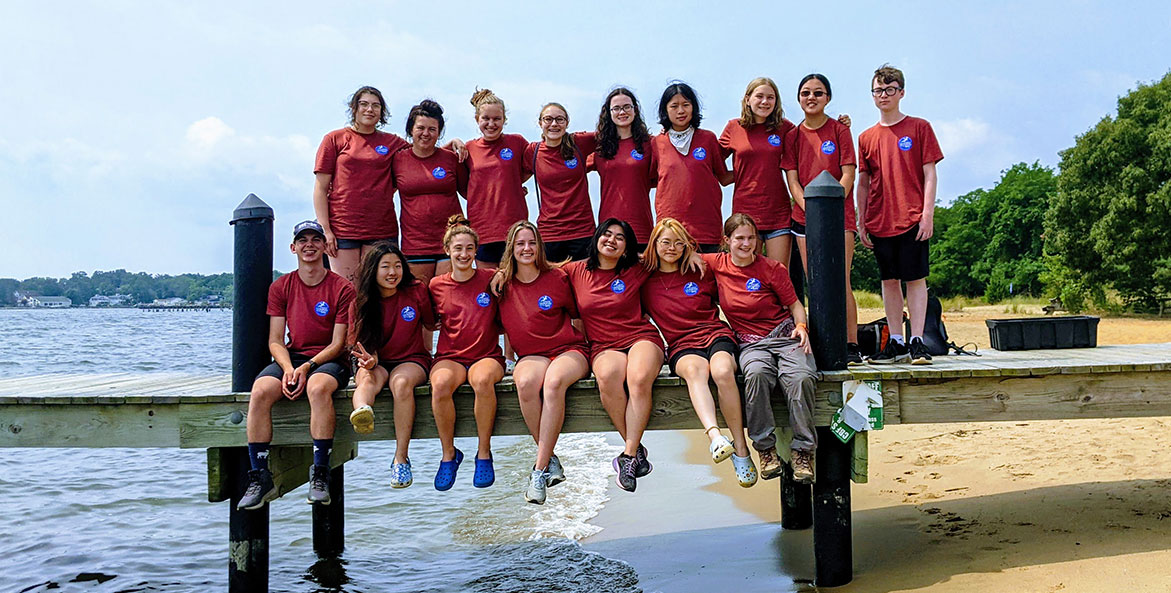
[419,99,443,116]
[446,214,470,228]
[470,88,494,106]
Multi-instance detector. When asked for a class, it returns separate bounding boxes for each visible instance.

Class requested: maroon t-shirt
[267,270,355,358]
[463,134,530,244]
[640,267,734,357]
[373,280,435,370]
[857,116,944,237]
[782,118,858,229]
[651,129,728,244]
[429,268,503,365]
[588,136,656,243]
[524,132,599,242]
[719,118,796,231]
[499,267,588,359]
[563,261,663,357]
[314,128,408,241]
[703,253,798,340]
[392,148,466,256]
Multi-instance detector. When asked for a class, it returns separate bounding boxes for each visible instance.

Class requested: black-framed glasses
[610,104,636,114]
[799,90,827,98]
[871,86,902,97]
[540,116,568,125]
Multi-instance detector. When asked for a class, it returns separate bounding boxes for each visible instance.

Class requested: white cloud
[186,116,236,149]
[933,117,992,158]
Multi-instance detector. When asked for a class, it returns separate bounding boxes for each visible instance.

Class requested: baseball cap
[293,220,325,240]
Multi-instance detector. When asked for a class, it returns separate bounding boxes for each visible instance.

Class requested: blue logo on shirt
[314,301,330,316]
[500,148,514,160]
[538,295,553,310]
[401,306,417,322]
[768,134,781,146]
[746,278,762,292]
[821,140,837,155]
[630,149,644,161]
[898,136,913,151]
[611,278,626,294]
[683,282,699,296]
[432,167,447,179]
[375,145,389,155]
[476,292,491,307]
[565,158,579,169]
[692,147,707,160]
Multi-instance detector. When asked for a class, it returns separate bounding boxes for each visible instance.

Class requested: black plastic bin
[985,316,1100,351]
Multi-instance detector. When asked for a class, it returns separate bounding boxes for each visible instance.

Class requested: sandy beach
[586,311,1171,592]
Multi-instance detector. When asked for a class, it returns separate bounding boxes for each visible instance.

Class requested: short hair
[470,88,507,123]
[643,217,697,271]
[348,86,389,127]
[739,77,784,130]
[587,218,639,272]
[657,81,701,131]
[405,99,445,139]
[442,214,478,250]
[873,64,905,89]
[798,73,833,99]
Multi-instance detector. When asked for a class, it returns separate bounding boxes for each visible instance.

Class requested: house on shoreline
[14,293,72,308]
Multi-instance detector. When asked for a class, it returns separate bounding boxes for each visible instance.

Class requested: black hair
[596,87,650,160]
[354,241,416,353]
[586,218,639,272]
[798,73,833,99]
[657,81,701,131]
[405,99,445,139]
[348,86,389,127]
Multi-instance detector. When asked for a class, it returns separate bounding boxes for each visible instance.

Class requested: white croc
[731,453,758,488]
[709,434,735,464]
[349,405,375,434]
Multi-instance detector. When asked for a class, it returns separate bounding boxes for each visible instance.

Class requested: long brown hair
[539,102,578,161]
[497,220,557,297]
[353,242,414,353]
[738,77,784,131]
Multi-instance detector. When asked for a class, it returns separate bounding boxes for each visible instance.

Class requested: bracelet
[796,323,808,331]
[307,360,320,373]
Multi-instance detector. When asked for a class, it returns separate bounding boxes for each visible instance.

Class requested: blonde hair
[442,214,478,250]
[497,220,559,296]
[643,218,697,271]
[470,88,507,122]
[738,77,784,131]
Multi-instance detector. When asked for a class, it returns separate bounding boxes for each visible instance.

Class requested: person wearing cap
[237,220,357,510]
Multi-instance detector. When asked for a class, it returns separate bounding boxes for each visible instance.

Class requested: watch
[307,360,320,373]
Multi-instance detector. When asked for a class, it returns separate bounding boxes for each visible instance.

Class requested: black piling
[812,426,853,587]
[312,465,345,556]
[228,447,269,592]
[780,462,813,530]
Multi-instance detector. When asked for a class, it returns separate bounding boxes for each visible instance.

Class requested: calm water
[0,309,638,592]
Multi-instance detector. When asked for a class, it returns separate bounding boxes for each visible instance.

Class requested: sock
[313,438,333,467]
[248,442,270,471]
[910,336,924,344]
[889,334,906,345]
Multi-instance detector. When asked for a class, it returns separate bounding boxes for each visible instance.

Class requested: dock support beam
[227,447,269,593]
[312,465,345,556]
[812,426,852,586]
[780,463,813,529]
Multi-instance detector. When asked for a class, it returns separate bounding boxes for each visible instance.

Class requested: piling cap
[230,193,275,224]
[804,171,845,199]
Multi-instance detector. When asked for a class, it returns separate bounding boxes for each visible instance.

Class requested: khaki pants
[738,335,819,452]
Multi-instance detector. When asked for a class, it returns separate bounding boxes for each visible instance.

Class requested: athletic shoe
[349,405,375,434]
[791,449,815,484]
[390,458,413,488]
[846,343,864,366]
[433,448,464,491]
[613,453,638,492]
[307,464,331,505]
[867,339,910,365]
[236,468,276,511]
[731,453,758,488]
[524,468,549,505]
[758,447,783,480]
[709,434,735,464]
[909,338,934,365]
[634,444,653,478]
[546,454,566,487]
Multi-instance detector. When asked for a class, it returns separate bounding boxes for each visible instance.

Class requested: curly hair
[595,87,650,160]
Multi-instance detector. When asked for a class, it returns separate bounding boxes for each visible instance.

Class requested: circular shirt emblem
[683,282,699,296]
[898,136,913,151]
[375,145,389,155]
[500,147,514,160]
[314,301,330,316]
[565,157,578,169]
[692,147,707,160]
[746,278,762,292]
[630,149,644,161]
[432,167,447,179]
[400,306,417,322]
[610,278,626,294]
[476,292,491,307]
[767,134,781,146]
[537,295,553,311]
[821,140,837,155]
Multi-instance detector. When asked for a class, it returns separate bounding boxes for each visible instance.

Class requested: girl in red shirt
[588,87,656,247]
[464,89,532,267]
[639,218,758,488]
[651,82,732,251]
[524,103,598,262]
[349,242,437,489]
[428,217,505,490]
[496,220,590,504]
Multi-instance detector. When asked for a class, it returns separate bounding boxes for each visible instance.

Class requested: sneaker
[390,458,413,488]
[791,449,815,484]
[758,447,783,480]
[634,444,653,478]
[909,338,934,365]
[731,453,758,488]
[524,467,549,504]
[846,343,864,366]
[349,405,375,434]
[547,454,566,487]
[868,339,909,365]
[709,434,735,464]
[307,464,331,505]
[433,448,464,491]
[613,453,638,492]
[236,468,277,510]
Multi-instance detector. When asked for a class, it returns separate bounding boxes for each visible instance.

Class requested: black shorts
[544,236,592,262]
[476,241,507,265]
[789,220,807,238]
[255,354,351,387]
[871,224,929,281]
[406,253,447,265]
[668,336,738,376]
[336,237,395,250]
[697,243,722,254]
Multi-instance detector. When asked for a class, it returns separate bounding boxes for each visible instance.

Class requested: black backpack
[856,290,953,357]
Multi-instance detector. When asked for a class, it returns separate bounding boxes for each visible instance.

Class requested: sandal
[390,458,413,488]
[349,405,375,434]
[707,428,734,464]
[473,454,495,488]
[434,448,464,491]
[732,453,758,488]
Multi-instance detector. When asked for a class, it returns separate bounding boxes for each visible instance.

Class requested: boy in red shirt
[856,64,944,365]
[237,221,356,510]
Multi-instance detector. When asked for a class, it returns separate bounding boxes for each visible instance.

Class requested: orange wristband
[796,322,808,331]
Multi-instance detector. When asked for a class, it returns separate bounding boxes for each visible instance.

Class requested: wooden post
[812,426,852,586]
[227,447,269,593]
[312,465,345,556]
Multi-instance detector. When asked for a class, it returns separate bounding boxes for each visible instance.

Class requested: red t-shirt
[640,267,733,357]
[267,270,355,358]
[782,118,858,229]
[563,261,663,356]
[524,132,598,242]
[651,129,729,244]
[499,267,588,359]
[429,268,503,365]
[718,119,795,231]
[462,134,530,244]
[857,116,944,237]
[392,148,467,256]
[314,128,408,241]
[372,280,435,369]
[704,253,798,340]
[587,136,656,243]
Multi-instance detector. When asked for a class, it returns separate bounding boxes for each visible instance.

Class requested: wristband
[307,360,320,373]
[796,323,808,331]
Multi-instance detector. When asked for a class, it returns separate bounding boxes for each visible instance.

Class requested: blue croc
[473,455,495,488]
[434,448,464,491]
[390,458,413,489]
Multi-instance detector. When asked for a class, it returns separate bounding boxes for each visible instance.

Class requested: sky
[3,1,1170,279]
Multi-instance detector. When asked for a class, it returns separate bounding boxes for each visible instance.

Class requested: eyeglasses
[610,104,636,114]
[799,90,827,98]
[656,239,687,249]
[871,86,902,97]
[540,116,568,125]
[357,100,381,110]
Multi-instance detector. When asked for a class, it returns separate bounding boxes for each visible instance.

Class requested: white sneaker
[731,454,758,488]
[524,468,549,504]
[709,434,735,464]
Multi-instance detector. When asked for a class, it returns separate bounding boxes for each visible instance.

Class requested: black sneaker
[307,464,331,505]
[237,468,276,511]
[867,339,909,365]
[846,343,864,366]
[634,444,653,478]
[909,338,934,365]
[613,454,638,492]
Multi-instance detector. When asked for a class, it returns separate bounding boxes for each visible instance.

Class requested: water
[0,309,638,592]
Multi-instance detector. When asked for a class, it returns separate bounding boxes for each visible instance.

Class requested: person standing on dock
[524,103,598,262]
[856,64,944,365]
[462,88,531,268]
[237,220,356,510]
[588,87,656,249]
